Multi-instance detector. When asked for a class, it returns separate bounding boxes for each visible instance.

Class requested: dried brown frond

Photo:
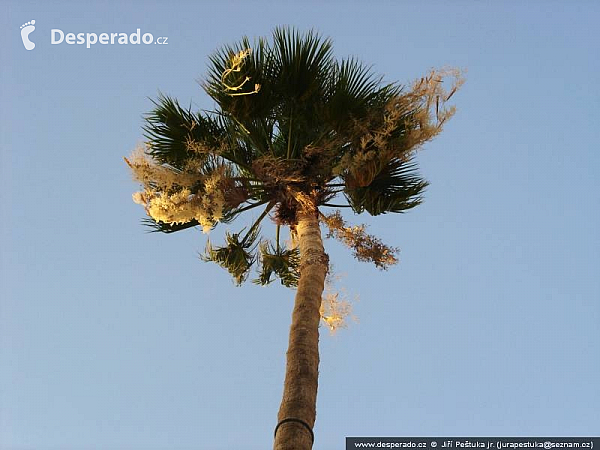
[301,143,341,180]
[219,177,249,209]
[273,198,298,226]
[320,210,399,269]
[252,155,304,185]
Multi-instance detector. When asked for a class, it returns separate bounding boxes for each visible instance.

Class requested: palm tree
[125,27,462,450]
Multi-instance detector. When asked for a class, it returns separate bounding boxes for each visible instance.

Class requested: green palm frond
[204,27,336,160]
[269,28,336,159]
[201,227,261,285]
[344,157,428,215]
[271,28,334,106]
[205,36,274,119]
[254,241,300,287]
[324,58,399,133]
[143,94,229,168]
[142,218,200,233]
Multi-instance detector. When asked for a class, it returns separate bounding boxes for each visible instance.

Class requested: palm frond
[254,241,300,287]
[143,94,228,168]
[344,157,428,215]
[204,27,339,160]
[324,58,399,133]
[204,36,278,125]
[271,27,334,105]
[201,227,261,285]
[142,218,199,233]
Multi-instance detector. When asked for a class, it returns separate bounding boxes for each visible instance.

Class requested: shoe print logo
[20,20,36,50]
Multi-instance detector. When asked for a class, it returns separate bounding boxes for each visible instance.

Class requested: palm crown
[126,27,462,288]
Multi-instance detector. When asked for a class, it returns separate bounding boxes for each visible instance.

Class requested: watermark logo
[51,28,168,48]
[19,20,168,50]
[20,20,36,50]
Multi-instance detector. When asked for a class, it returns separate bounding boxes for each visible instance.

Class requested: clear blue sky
[1,1,599,449]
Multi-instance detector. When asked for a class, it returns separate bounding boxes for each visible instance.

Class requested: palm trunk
[273,208,328,450]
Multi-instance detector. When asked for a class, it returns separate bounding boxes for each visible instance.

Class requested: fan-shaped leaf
[254,242,300,287]
[344,158,428,215]
[201,228,261,285]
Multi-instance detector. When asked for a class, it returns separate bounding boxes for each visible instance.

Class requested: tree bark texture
[273,209,328,450]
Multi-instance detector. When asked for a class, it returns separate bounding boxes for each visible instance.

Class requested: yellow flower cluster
[126,146,225,233]
[320,289,354,334]
[125,146,203,191]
